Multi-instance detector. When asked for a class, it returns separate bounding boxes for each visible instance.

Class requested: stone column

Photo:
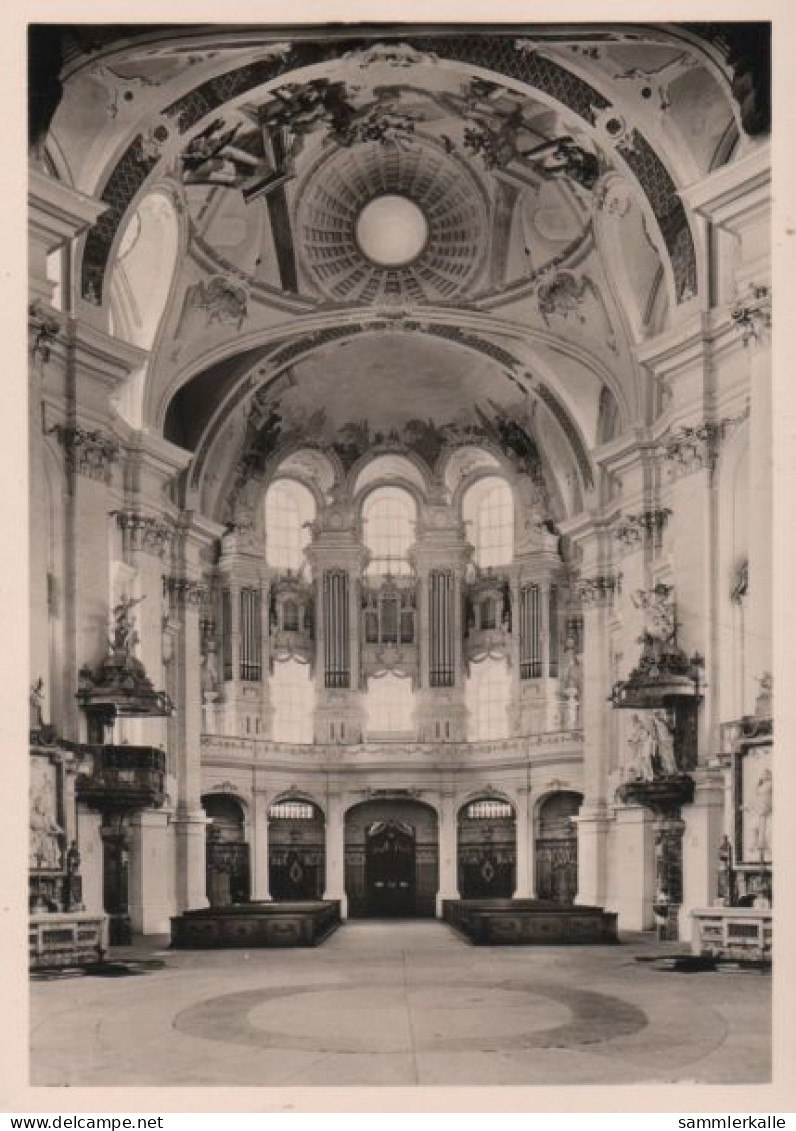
[76,805,104,917]
[681,772,725,932]
[573,572,614,906]
[613,805,656,930]
[259,569,273,738]
[128,810,171,934]
[28,170,107,729]
[680,145,771,718]
[251,787,271,901]
[436,790,459,914]
[323,792,348,917]
[559,513,617,908]
[744,302,772,710]
[514,785,532,897]
[55,321,147,743]
[169,513,224,912]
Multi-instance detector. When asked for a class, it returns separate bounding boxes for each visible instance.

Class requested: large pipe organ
[203,464,581,743]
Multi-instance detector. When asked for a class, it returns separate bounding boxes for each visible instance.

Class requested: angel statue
[631,583,677,644]
[111,594,145,655]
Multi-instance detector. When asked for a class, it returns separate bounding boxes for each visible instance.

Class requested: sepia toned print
[27,21,772,1087]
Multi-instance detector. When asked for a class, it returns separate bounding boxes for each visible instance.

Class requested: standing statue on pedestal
[29,677,45,729]
[649,710,679,776]
[717,833,736,906]
[745,767,772,859]
[625,710,679,781]
[626,714,656,781]
[29,792,64,870]
[110,594,145,655]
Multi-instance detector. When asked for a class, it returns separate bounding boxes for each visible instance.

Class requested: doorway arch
[202,793,250,906]
[535,791,582,904]
[457,796,517,898]
[344,799,439,917]
[268,798,326,901]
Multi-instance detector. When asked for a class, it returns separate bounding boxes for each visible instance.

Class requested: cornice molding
[28,167,108,250]
[680,143,771,232]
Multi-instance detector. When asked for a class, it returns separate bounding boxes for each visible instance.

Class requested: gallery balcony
[200,728,584,770]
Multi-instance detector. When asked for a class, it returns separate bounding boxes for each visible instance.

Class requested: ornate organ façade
[202,463,583,744]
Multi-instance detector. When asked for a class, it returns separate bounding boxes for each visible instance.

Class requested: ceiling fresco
[32,22,766,526]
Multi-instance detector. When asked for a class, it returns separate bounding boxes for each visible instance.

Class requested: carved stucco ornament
[730,282,771,347]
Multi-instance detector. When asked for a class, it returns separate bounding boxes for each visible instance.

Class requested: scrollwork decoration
[49,424,120,484]
[163,576,207,608]
[730,282,771,347]
[576,573,620,606]
[29,301,61,364]
[113,511,173,557]
[614,508,672,550]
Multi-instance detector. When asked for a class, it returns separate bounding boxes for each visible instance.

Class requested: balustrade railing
[200,729,583,762]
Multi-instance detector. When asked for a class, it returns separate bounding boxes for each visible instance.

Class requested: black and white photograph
[12,5,792,1112]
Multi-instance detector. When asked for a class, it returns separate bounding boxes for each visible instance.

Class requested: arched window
[463,476,514,568]
[109,192,179,350]
[363,487,416,576]
[467,656,511,741]
[265,479,316,572]
[365,672,414,735]
[270,658,314,743]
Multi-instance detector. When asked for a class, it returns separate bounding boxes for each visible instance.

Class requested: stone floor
[30,920,771,1087]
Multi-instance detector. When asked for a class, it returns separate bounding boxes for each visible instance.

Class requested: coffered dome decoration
[295,140,489,304]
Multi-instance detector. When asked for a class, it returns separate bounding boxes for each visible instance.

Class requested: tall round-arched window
[265,479,316,572]
[363,487,416,576]
[109,192,179,350]
[463,476,514,568]
[466,656,511,741]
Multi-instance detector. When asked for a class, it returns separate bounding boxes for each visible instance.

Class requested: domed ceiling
[295,140,489,304]
[35,22,756,521]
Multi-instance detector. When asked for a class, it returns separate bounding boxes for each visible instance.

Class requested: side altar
[691,676,772,964]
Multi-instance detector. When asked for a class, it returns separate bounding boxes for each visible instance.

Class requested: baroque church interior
[26,21,775,1087]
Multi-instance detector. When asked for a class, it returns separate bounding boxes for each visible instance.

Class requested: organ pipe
[429,570,454,686]
[239,587,262,681]
[221,587,232,681]
[324,569,350,688]
[519,584,542,680]
[548,585,559,680]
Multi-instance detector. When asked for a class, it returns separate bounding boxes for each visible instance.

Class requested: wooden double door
[364,820,416,917]
[345,801,439,918]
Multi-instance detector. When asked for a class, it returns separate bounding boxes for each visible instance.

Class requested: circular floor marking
[174,979,648,1055]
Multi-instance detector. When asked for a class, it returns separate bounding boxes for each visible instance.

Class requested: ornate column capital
[113,511,174,558]
[730,282,771,348]
[28,300,62,364]
[656,408,749,479]
[576,572,621,608]
[48,423,120,484]
[163,575,208,608]
[613,508,671,552]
